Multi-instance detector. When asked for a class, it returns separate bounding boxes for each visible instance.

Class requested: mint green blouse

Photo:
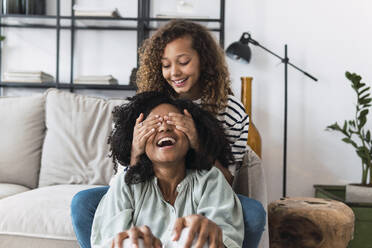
[91,167,244,248]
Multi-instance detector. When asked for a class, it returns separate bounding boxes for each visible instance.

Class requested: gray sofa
[0,89,268,248]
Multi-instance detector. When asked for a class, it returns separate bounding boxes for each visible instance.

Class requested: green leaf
[356,147,371,164]
[359,109,369,119]
[358,87,370,96]
[326,123,341,131]
[367,130,371,142]
[358,116,367,129]
[346,71,362,85]
[359,95,371,103]
[343,120,348,132]
[342,138,358,148]
[359,98,372,105]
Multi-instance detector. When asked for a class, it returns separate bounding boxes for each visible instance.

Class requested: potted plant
[326,71,372,202]
[314,71,372,248]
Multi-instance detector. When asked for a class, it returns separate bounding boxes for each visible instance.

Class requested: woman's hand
[111,225,162,248]
[165,109,199,151]
[130,113,161,165]
[172,214,224,248]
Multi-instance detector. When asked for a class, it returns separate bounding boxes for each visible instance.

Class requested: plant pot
[346,184,372,203]
[314,185,372,248]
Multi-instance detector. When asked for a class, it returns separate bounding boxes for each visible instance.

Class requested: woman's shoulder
[111,170,148,194]
[190,167,226,184]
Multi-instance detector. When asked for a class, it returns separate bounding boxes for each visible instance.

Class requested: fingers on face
[135,113,144,125]
[137,115,161,130]
[167,112,193,130]
[135,116,161,140]
[184,109,192,117]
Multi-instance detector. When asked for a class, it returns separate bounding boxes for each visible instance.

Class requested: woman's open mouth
[156,137,176,148]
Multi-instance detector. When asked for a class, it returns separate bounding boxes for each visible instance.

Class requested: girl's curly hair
[108,91,234,185]
[136,19,232,115]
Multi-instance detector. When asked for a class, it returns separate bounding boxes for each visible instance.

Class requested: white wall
[2,0,372,203]
[226,0,372,202]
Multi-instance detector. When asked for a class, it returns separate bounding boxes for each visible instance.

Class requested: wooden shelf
[0,0,225,94]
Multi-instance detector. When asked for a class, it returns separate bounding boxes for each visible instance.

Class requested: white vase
[345,184,372,203]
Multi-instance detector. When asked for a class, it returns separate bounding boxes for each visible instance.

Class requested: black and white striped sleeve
[217,95,249,175]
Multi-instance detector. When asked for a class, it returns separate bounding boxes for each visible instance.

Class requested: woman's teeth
[157,137,176,147]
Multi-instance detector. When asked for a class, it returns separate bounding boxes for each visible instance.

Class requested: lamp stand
[246,35,317,197]
[284,45,288,197]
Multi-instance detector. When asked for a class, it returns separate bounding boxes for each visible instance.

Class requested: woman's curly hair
[108,91,234,185]
[136,19,232,115]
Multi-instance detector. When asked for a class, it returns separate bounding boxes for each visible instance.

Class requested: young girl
[91,91,244,248]
[71,20,265,248]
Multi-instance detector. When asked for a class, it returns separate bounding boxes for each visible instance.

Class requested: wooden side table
[269,197,355,248]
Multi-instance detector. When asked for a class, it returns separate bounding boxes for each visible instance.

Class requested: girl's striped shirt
[196,95,249,176]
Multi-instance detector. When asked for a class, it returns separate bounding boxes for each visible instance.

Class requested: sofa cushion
[0,183,30,199]
[0,94,45,189]
[0,234,78,248]
[0,184,100,241]
[39,89,128,187]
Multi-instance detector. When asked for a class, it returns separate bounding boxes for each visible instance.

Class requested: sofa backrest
[0,94,46,189]
[38,89,128,187]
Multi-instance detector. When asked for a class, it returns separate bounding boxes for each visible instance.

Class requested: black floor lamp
[226,32,318,197]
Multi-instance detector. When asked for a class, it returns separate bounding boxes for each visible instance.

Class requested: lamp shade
[226,40,251,63]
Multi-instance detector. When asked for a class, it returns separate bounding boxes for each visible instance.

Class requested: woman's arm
[195,167,244,248]
[91,171,135,248]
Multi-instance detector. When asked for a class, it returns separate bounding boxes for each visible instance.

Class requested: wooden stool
[268,197,355,248]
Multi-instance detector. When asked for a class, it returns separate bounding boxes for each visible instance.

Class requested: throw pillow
[39,89,128,187]
[0,94,45,188]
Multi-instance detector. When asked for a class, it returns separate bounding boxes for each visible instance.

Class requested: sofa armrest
[233,148,267,204]
[232,147,269,248]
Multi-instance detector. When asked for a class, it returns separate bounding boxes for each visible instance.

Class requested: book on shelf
[155,13,209,27]
[74,75,118,85]
[156,13,209,20]
[73,5,122,18]
[3,71,54,83]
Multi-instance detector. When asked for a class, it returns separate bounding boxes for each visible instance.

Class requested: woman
[91,92,244,248]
